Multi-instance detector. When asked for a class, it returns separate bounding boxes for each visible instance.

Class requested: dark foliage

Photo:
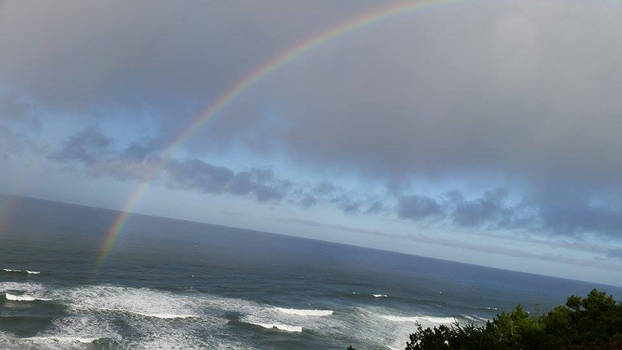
[349,289,622,350]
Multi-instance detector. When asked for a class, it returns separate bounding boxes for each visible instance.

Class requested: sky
[1,0,622,286]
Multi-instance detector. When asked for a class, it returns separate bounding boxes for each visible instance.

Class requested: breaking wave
[242,318,303,333]
[0,282,472,348]
[274,307,333,316]
[23,336,99,344]
[380,315,457,324]
[2,268,40,275]
[4,292,51,302]
[463,314,489,323]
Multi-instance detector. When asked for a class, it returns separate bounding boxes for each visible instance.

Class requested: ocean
[0,194,620,350]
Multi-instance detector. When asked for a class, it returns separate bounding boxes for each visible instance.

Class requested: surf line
[93,0,473,273]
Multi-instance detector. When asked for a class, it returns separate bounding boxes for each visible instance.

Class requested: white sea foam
[0,334,102,350]
[380,315,456,324]
[127,311,196,319]
[373,294,388,298]
[463,315,489,323]
[25,336,98,344]
[4,292,50,302]
[5,293,36,301]
[38,290,227,349]
[62,286,202,320]
[275,307,333,316]
[2,268,40,274]
[244,319,303,332]
[0,282,43,292]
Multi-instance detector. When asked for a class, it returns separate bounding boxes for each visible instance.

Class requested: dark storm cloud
[451,189,513,227]
[166,160,288,202]
[331,194,363,214]
[4,1,622,238]
[397,195,443,220]
[49,127,111,164]
[532,191,622,237]
[396,189,520,230]
[314,182,337,195]
[123,143,151,161]
[48,128,293,203]
[299,195,318,208]
[365,201,383,214]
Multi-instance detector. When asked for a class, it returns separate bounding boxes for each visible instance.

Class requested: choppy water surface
[1,195,620,349]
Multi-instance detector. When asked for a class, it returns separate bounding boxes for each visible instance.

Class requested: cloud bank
[2,0,622,240]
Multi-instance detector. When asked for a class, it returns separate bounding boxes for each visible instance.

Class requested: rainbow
[93,0,472,272]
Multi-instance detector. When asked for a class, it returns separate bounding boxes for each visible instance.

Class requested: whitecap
[372,294,388,298]
[0,282,44,293]
[463,315,489,323]
[380,315,456,324]
[245,320,302,333]
[2,268,40,275]
[63,286,201,320]
[24,336,98,344]
[2,268,20,272]
[129,312,196,319]
[274,307,333,316]
[4,292,50,302]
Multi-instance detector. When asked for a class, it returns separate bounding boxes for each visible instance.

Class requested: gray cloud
[451,189,513,227]
[46,125,622,238]
[0,95,40,132]
[534,191,622,237]
[330,194,363,214]
[314,182,337,195]
[0,96,29,122]
[49,127,111,164]
[397,195,443,220]
[299,195,317,209]
[167,162,288,202]
[365,201,383,214]
[47,127,384,210]
[3,1,622,239]
[0,125,24,158]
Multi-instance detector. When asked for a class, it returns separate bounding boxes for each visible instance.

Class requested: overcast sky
[1,0,622,286]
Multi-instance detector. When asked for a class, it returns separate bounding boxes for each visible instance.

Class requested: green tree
[349,289,622,350]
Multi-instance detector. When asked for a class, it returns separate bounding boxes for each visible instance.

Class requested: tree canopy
[348,289,622,350]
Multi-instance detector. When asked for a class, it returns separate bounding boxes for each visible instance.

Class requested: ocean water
[1,195,620,350]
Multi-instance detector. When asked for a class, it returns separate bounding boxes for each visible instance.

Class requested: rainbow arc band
[93,0,471,273]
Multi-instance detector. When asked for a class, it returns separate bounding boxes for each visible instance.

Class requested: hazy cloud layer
[275,217,622,270]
